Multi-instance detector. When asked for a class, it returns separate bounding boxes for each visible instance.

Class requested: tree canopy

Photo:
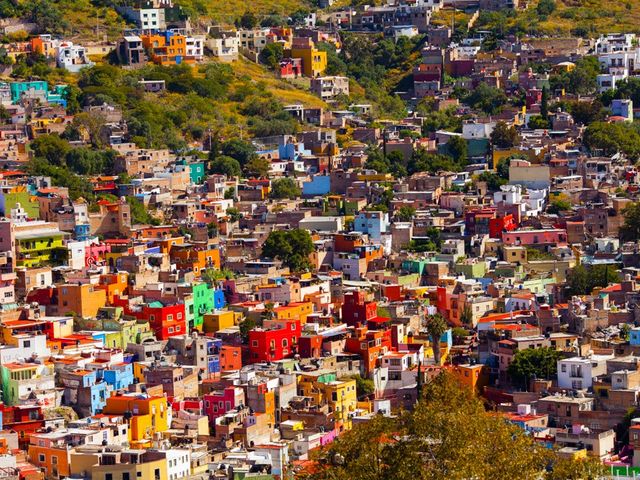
[270,178,301,199]
[566,264,620,296]
[261,229,314,272]
[507,347,563,390]
[301,372,606,480]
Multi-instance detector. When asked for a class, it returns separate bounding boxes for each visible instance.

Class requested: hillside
[175,0,312,23]
[471,0,640,37]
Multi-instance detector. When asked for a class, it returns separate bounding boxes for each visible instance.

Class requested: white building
[0,333,50,364]
[310,76,350,101]
[238,28,271,52]
[185,35,205,60]
[206,32,240,61]
[56,42,94,73]
[595,33,636,54]
[557,354,613,390]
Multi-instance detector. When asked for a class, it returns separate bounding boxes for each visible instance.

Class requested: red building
[380,284,402,302]
[488,213,517,239]
[203,386,244,424]
[298,334,323,358]
[279,58,303,79]
[344,326,393,375]
[0,404,45,449]
[113,297,187,340]
[248,319,301,363]
[341,290,377,327]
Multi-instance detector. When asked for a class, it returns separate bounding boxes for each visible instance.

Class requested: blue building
[60,370,109,416]
[213,288,226,310]
[630,327,640,346]
[102,363,135,391]
[353,211,389,241]
[302,175,331,196]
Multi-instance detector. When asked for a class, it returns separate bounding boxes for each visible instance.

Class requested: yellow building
[103,394,170,447]
[298,371,357,431]
[289,37,327,77]
[202,310,239,333]
[80,451,168,480]
[274,302,313,325]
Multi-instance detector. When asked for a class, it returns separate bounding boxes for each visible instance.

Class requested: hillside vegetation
[474,0,640,37]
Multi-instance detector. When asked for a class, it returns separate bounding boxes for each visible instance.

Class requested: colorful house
[102,393,171,447]
[288,37,327,77]
[57,283,107,318]
[140,31,194,65]
[248,319,301,363]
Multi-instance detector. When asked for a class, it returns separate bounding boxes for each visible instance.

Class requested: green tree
[226,207,242,223]
[540,85,549,119]
[396,206,416,222]
[446,136,468,164]
[127,197,160,225]
[528,115,551,129]
[270,177,301,199]
[496,156,511,179]
[584,122,640,159]
[476,171,507,191]
[262,229,314,272]
[536,0,556,16]
[239,317,256,343]
[460,304,473,326]
[621,323,631,341]
[507,347,562,390]
[303,372,606,480]
[348,374,375,399]
[220,139,257,166]
[259,43,284,70]
[566,264,620,296]
[490,121,519,148]
[63,85,82,115]
[239,11,258,29]
[210,155,242,178]
[619,202,640,242]
[425,313,447,364]
[463,82,508,115]
[30,134,71,166]
[547,195,572,214]
[243,157,270,178]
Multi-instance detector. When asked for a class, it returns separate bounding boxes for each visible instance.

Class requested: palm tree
[426,313,448,364]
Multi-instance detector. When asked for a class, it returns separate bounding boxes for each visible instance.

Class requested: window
[106,475,113,480]
[167,314,174,321]
[123,474,130,480]
[38,454,45,463]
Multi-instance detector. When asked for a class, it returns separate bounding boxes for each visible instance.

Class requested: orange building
[170,244,221,275]
[451,364,490,393]
[140,31,195,66]
[97,272,128,304]
[57,283,107,318]
[219,345,242,372]
[28,432,72,479]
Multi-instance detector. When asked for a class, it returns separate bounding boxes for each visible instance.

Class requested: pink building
[502,229,567,246]
[203,386,245,424]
